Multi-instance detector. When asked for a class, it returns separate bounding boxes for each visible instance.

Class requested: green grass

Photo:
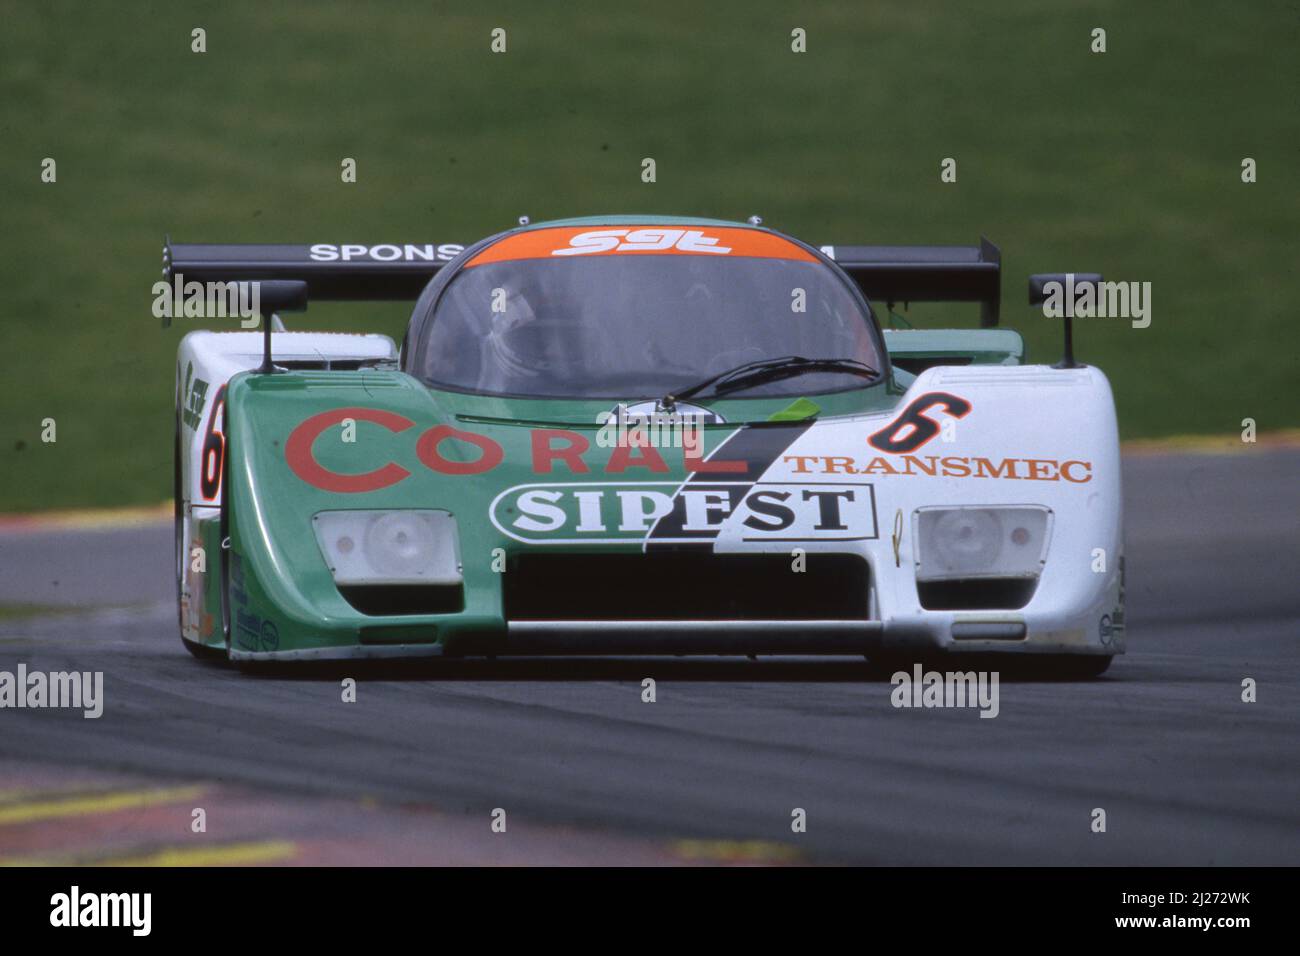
[1,0,1296,511]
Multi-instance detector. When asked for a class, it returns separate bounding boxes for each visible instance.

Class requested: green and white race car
[170,216,1124,673]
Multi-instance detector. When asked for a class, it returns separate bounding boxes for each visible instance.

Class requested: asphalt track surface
[0,450,1296,865]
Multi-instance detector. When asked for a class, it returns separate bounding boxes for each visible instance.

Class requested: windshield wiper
[662,355,879,409]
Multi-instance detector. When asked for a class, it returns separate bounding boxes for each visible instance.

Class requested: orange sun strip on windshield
[465,226,819,267]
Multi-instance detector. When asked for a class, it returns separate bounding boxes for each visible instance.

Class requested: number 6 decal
[868,391,972,453]
[199,385,227,501]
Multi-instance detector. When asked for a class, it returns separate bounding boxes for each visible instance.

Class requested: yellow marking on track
[0,501,171,533]
[1,840,298,868]
[671,839,802,864]
[1122,429,1300,455]
[0,785,205,826]
[101,840,299,867]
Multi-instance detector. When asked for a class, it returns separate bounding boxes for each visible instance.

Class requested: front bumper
[225,613,1119,661]
[221,527,1124,662]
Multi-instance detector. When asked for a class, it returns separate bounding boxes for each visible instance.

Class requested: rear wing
[164,235,1002,324]
[819,238,1002,327]
[162,241,466,301]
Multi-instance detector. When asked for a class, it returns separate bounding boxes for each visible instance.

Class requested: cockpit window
[412,226,882,400]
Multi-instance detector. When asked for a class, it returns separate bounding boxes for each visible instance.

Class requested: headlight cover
[312,510,462,586]
[914,506,1051,581]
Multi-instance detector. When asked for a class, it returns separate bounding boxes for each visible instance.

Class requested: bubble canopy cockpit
[408,224,885,401]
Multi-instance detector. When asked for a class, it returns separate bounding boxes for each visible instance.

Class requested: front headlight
[312,510,462,585]
[914,506,1051,580]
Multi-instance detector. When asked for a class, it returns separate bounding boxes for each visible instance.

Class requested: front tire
[183,634,227,661]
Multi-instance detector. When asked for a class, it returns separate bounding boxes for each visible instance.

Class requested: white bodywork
[488,363,1125,658]
[717,364,1126,656]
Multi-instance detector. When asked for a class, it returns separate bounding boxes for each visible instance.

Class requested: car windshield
[413,226,883,400]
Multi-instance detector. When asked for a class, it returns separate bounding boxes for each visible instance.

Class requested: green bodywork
[884,329,1024,388]
[883,328,1023,366]
[205,373,897,655]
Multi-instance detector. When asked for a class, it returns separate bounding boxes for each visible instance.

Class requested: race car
[168,215,1125,675]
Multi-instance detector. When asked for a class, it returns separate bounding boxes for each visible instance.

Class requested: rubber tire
[183,634,227,661]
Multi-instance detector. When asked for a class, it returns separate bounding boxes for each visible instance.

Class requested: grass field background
[1,0,1296,511]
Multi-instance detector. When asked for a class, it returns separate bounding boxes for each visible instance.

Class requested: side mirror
[257,279,309,314]
[1028,273,1102,308]
[1028,273,1103,369]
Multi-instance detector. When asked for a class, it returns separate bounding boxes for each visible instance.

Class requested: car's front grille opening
[359,625,439,645]
[917,577,1037,611]
[505,552,870,622]
[338,584,463,616]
